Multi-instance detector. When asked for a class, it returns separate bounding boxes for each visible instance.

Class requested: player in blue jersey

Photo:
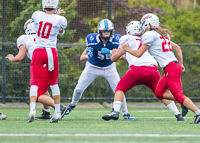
[64,19,134,119]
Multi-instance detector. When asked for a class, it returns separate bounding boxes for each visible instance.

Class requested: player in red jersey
[121,13,200,124]
[6,18,67,121]
[102,21,184,121]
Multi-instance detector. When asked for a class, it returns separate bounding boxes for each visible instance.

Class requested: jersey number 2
[160,37,172,52]
[38,21,52,39]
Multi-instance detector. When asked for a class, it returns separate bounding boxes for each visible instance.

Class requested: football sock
[54,104,60,114]
[195,109,200,115]
[43,108,50,112]
[121,96,128,115]
[167,101,180,115]
[72,89,83,105]
[30,102,36,111]
[113,101,122,112]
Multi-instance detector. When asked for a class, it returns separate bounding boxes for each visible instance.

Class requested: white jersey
[17,35,36,60]
[32,11,67,48]
[119,35,157,67]
[141,31,177,68]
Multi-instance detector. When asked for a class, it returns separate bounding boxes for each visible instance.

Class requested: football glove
[86,47,93,58]
[101,48,111,54]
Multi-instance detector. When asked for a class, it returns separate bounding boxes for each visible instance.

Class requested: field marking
[0,134,200,137]
[7,117,194,119]
[73,111,172,112]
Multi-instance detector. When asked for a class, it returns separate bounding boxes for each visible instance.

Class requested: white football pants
[71,62,128,114]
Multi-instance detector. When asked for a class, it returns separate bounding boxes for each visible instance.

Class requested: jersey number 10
[38,21,53,39]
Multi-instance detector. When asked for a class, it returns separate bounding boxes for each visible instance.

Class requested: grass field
[0,108,200,143]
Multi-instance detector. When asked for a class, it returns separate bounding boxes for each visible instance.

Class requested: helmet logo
[142,15,152,20]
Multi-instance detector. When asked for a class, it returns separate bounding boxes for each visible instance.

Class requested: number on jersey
[160,37,172,52]
[136,38,142,49]
[38,21,52,39]
[97,51,111,60]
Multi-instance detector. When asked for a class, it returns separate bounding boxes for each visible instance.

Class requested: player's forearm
[11,55,24,62]
[80,54,88,62]
[175,49,183,65]
[171,42,183,65]
[126,49,141,58]
[111,54,121,62]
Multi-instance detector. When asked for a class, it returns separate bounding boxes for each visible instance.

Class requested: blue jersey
[86,33,121,67]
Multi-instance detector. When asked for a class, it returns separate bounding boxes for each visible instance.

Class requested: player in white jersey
[0,113,7,120]
[6,18,67,121]
[102,21,184,121]
[28,0,67,123]
[121,13,200,124]
[64,19,134,120]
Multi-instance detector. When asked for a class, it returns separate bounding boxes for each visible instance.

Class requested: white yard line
[0,134,199,137]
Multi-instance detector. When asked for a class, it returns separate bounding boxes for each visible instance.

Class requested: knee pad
[173,91,186,104]
[50,84,60,96]
[30,85,38,97]
[75,89,83,96]
[155,89,164,101]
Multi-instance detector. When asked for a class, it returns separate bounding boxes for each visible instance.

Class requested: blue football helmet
[97,19,115,40]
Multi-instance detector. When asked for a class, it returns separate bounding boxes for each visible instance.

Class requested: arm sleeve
[60,17,67,29]
[141,32,154,46]
[31,11,36,22]
[118,36,129,50]
[17,36,26,49]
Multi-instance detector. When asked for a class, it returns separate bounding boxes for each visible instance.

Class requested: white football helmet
[97,19,115,40]
[24,19,36,35]
[42,0,59,9]
[126,21,142,36]
[140,13,160,33]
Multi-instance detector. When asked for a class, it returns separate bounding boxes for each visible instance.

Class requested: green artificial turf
[0,108,199,143]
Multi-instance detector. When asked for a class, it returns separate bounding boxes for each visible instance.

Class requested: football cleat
[175,114,184,121]
[60,105,67,118]
[49,112,61,123]
[190,115,200,124]
[181,104,188,117]
[27,110,36,123]
[65,103,76,115]
[0,113,7,120]
[35,109,52,120]
[123,113,136,120]
[102,108,119,121]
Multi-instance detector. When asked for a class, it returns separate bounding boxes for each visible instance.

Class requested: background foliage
[0,0,200,102]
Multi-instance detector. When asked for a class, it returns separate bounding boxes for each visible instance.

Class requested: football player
[65,19,134,119]
[0,113,7,120]
[120,13,200,124]
[102,21,185,121]
[6,18,67,121]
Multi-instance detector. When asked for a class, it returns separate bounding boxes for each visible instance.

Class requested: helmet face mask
[24,19,36,35]
[140,13,160,33]
[97,19,114,41]
[126,21,142,36]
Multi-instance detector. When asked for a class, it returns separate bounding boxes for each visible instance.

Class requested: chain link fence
[1,0,200,102]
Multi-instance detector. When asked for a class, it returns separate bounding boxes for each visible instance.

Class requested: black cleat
[190,115,200,124]
[102,108,119,121]
[181,104,188,117]
[175,114,184,121]
[35,109,52,120]
[60,104,67,119]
